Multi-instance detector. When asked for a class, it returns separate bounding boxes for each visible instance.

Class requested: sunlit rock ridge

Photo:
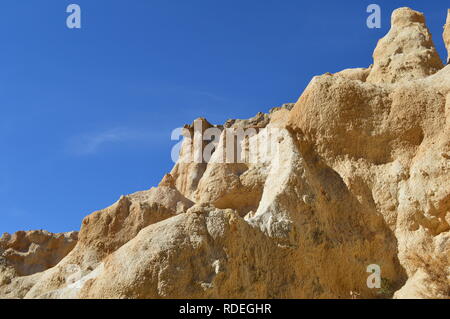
[1,7,449,299]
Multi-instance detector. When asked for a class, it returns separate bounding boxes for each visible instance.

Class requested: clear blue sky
[0,0,448,234]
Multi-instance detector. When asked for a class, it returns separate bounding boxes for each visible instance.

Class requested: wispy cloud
[66,127,165,156]
[179,87,228,103]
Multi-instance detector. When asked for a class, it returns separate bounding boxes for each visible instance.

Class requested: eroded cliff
[1,7,449,299]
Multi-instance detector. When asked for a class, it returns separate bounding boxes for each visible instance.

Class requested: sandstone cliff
[0,230,78,296]
[0,7,449,299]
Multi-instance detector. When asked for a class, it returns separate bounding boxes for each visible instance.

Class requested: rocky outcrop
[0,231,78,287]
[170,118,216,201]
[366,7,443,84]
[1,7,448,299]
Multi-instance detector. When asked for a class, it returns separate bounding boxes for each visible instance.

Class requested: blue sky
[0,0,448,234]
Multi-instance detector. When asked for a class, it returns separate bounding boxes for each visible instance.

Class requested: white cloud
[67,127,164,155]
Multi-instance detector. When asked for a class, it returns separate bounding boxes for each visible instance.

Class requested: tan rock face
[0,231,77,287]
[77,186,193,259]
[366,7,443,84]
[170,118,216,201]
[1,7,449,299]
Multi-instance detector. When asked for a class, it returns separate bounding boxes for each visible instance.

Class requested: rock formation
[0,7,449,299]
[0,231,77,288]
[366,7,443,83]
